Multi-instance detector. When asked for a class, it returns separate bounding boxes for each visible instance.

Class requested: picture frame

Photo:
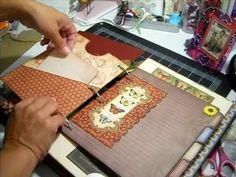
[200,16,234,62]
[185,7,236,71]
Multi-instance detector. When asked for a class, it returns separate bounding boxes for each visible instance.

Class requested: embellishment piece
[153,68,214,103]
[71,75,167,147]
[91,86,148,129]
[203,105,219,117]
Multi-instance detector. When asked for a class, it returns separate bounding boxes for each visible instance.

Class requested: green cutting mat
[0,30,41,73]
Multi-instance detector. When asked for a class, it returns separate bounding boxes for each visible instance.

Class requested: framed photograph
[200,16,234,62]
[185,8,236,71]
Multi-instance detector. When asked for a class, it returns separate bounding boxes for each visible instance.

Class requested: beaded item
[181,0,201,34]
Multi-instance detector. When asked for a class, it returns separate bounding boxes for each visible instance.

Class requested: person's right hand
[3,97,66,160]
[0,0,77,55]
[22,1,77,55]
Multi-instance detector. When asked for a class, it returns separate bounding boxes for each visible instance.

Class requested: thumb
[50,30,71,55]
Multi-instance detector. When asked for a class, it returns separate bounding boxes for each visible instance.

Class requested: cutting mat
[86,22,232,97]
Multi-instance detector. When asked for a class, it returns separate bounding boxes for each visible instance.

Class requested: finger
[51,114,66,131]
[40,37,51,46]
[58,46,71,55]
[49,30,70,55]
[60,22,77,34]
[14,97,37,111]
[60,31,66,38]
[47,43,55,50]
[35,97,59,116]
[26,97,57,116]
[60,24,77,49]
[67,32,77,49]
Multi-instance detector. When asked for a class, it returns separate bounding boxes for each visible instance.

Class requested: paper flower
[203,105,218,116]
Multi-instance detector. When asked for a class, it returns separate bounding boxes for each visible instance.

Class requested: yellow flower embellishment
[203,105,219,116]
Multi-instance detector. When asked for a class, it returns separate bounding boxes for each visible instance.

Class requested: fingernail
[62,46,71,55]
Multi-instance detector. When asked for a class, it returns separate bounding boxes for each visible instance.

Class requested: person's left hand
[3,97,66,160]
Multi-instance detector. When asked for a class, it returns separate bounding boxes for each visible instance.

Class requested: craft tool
[58,112,72,130]
[114,14,180,33]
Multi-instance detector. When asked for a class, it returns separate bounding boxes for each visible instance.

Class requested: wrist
[3,140,39,163]
[4,138,46,160]
[0,141,39,177]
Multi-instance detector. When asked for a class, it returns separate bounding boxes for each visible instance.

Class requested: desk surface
[2,0,236,77]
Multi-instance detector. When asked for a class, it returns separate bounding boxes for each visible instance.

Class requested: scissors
[200,143,236,177]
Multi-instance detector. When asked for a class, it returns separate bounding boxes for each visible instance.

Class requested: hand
[1,0,77,55]
[3,97,66,160]
[22,1,77,55]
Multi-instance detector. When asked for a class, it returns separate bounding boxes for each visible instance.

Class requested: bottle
[169,11,181,26]
[181,0,201,33]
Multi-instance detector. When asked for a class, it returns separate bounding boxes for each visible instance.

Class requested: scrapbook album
[0,31,233,177]
[63,67,225,177]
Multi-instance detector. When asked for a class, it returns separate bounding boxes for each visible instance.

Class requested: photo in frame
[185,7,236,72]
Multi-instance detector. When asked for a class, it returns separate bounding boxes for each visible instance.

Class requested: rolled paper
[197,127,214,144]
[208,113,224,129]
[182,142,202,161]
[168,160,189,177]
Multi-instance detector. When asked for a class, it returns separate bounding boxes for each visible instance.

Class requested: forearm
[0,143,38,177]
[0,0,35,22]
